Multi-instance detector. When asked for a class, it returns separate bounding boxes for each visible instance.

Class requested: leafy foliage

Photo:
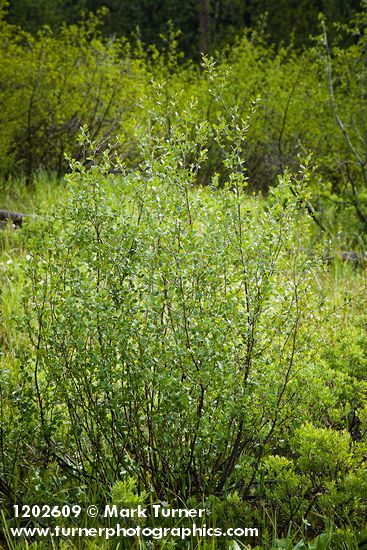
[1,4,367,549]
[0,9,147,179]
[3,3,367,238]
[0,69,366,549]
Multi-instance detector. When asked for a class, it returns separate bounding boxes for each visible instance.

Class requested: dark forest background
[6,0,361,56]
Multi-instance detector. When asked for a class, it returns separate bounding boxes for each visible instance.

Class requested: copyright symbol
[87,505,99,517]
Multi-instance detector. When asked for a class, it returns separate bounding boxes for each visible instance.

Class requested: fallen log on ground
[322,250,367,266]
[0,209,26,228]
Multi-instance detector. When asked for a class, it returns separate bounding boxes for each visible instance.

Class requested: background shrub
[0,10,148,179]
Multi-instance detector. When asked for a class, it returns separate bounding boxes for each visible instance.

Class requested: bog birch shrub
[19,63,366,531]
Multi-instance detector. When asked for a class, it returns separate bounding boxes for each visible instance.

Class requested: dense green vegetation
[2,2,367,236]
[1,2,367,549]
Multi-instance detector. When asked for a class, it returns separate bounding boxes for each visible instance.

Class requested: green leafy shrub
[187,4,367,237]
[0,8,147,179]
[1,47,367,548]
[262,422,367,535]
[12,67,326,508]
